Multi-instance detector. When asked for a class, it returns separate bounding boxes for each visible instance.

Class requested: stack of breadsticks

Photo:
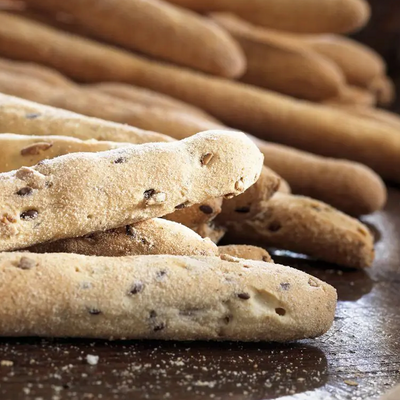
[0,0,394,341]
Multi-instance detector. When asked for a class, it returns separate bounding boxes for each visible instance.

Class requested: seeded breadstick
[0,133,221,230]
[0,130,264,252]
[194,222,226,244]
[24,0,245,78]
[0,253,337,342]
[88,82,220,124]
[217,166,280,224]
[223,193,375,269]
[28,219,218,257]
[323,86,376,107]
[0,71,222,140]
[1,14,398,182]
[219,245,273,263]
[165,0,370,34]
[0,56,73,88]
[212,13,345,101]
[0,94,171,144]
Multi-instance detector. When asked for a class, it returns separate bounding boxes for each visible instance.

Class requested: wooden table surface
[0,186,399,400]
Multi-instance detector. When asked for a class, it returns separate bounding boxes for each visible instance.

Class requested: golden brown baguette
[24,0,245,78]
[165,0,370,34]
[223,193,375,269]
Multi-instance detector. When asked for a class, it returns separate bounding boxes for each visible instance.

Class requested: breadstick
[164,198,223,229]
[212,13,345,101]
[323,86,376,107]
[24,0,245,78]
[1,13,398,182]
[88,82,220,124]
[194,222,226,244]
[0,56,73,88]
[0,130,264,251]
[223,193,375,269]
[219,245,273,263]
[0,133,221,230]
[369,75,395,106]
[252,137,386,216]
[0,253,337,341]
[0,94,171,144]
[165,0,370,34]
[217,166,280,223]
[0,71,222,140]
[28,218,218,257]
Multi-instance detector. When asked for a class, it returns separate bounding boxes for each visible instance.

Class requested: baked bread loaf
[0,253,337,341]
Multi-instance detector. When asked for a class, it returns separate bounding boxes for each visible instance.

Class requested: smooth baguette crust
[0,93,172,144]
[24,0,246,78]
[0,130,263,251]
[165,0,370,34]
[0,253,337,341]
[224,193,375,269]
[28,218,218,257]
[219,245,273,263]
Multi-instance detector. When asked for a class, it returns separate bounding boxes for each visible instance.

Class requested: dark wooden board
[0,187,399,400]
